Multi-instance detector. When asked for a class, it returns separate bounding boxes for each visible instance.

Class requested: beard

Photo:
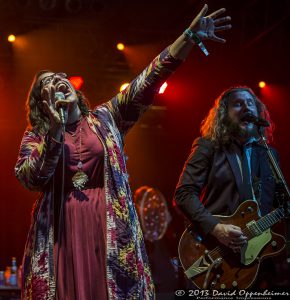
[224,117,259,142]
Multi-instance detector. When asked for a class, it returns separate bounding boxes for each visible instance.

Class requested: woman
[15,5,231,299]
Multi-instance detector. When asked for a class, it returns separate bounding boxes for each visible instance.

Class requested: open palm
[189,4,231,43]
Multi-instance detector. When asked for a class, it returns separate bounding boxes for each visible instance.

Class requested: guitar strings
[207,226,252,259]
[202,207,284,260]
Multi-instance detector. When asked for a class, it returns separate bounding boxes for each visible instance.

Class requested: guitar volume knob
[247,206,254,213]
[271,240,277,248]
[232,281,238,287]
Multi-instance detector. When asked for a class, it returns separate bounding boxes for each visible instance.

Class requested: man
[174,86,287,288]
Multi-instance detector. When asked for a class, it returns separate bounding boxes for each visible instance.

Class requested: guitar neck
[244,207,285,238]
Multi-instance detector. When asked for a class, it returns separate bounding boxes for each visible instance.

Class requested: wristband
[184,28,209,56]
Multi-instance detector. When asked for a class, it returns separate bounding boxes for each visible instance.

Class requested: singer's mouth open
[55,82,72,96]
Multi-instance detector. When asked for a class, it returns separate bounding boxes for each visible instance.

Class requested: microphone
[55,92,67,126]
[241,112,270,127]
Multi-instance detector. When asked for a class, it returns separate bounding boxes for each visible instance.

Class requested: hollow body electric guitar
[178,200,286,290]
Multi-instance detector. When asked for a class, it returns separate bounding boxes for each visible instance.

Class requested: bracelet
[183,28,209,56]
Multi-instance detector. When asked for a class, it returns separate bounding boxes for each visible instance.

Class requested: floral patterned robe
[15,48,181,299]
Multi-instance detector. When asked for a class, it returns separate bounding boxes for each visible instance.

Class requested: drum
[134,186,171,242]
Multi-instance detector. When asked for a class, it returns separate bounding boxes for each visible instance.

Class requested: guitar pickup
[246,220,262,236]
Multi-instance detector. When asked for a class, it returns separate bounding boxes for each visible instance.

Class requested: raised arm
[105,4,231,137]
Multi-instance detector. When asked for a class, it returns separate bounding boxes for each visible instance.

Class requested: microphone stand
[257,126,290,260]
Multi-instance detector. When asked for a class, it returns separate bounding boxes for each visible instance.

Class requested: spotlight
[8,35,16,43]
[117,43,125,51]
[259,81,266,88]
[69,76,84,90]
[120,83,129,92]
[159,82,168,94]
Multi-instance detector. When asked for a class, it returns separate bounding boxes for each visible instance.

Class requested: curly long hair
[200,86,274,145]
[26,70,91,135]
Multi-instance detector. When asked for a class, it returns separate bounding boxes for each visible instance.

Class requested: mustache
[224,116,259,139]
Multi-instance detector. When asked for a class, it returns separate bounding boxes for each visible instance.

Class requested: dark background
[0,0,290,295]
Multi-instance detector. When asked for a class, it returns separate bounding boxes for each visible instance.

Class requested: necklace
[71,119,89,190]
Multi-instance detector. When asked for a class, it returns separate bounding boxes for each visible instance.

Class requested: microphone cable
[55,123,66,300]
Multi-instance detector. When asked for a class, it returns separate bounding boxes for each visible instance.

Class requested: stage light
[159,82,168,94]
[8,35,16,43]
[259,81,266,88]
[69,76,84,90]
[120,83,129,92]
[117,43,125,51]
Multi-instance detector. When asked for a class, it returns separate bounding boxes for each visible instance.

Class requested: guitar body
[178,200,286,289]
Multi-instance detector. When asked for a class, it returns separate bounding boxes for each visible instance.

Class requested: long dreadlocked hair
[200,86,274,146]
[25,70,91,135]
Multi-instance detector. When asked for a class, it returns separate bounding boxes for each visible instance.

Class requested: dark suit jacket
[174,137,278,236]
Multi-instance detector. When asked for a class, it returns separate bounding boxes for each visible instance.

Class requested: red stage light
[259,81,266,88]
[69,76,84,90]
[159,82,168,94]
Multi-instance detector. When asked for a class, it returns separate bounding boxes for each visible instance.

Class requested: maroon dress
[54,117,108,300]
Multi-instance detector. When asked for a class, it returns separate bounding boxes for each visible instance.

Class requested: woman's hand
[169,4,231,60]
[42,85,74,139]
[42,85,75,123]
[42,85,61,126]
[189,4,231,43]
[211,223,247,253]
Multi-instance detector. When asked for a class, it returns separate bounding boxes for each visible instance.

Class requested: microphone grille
[55,92,65,100]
